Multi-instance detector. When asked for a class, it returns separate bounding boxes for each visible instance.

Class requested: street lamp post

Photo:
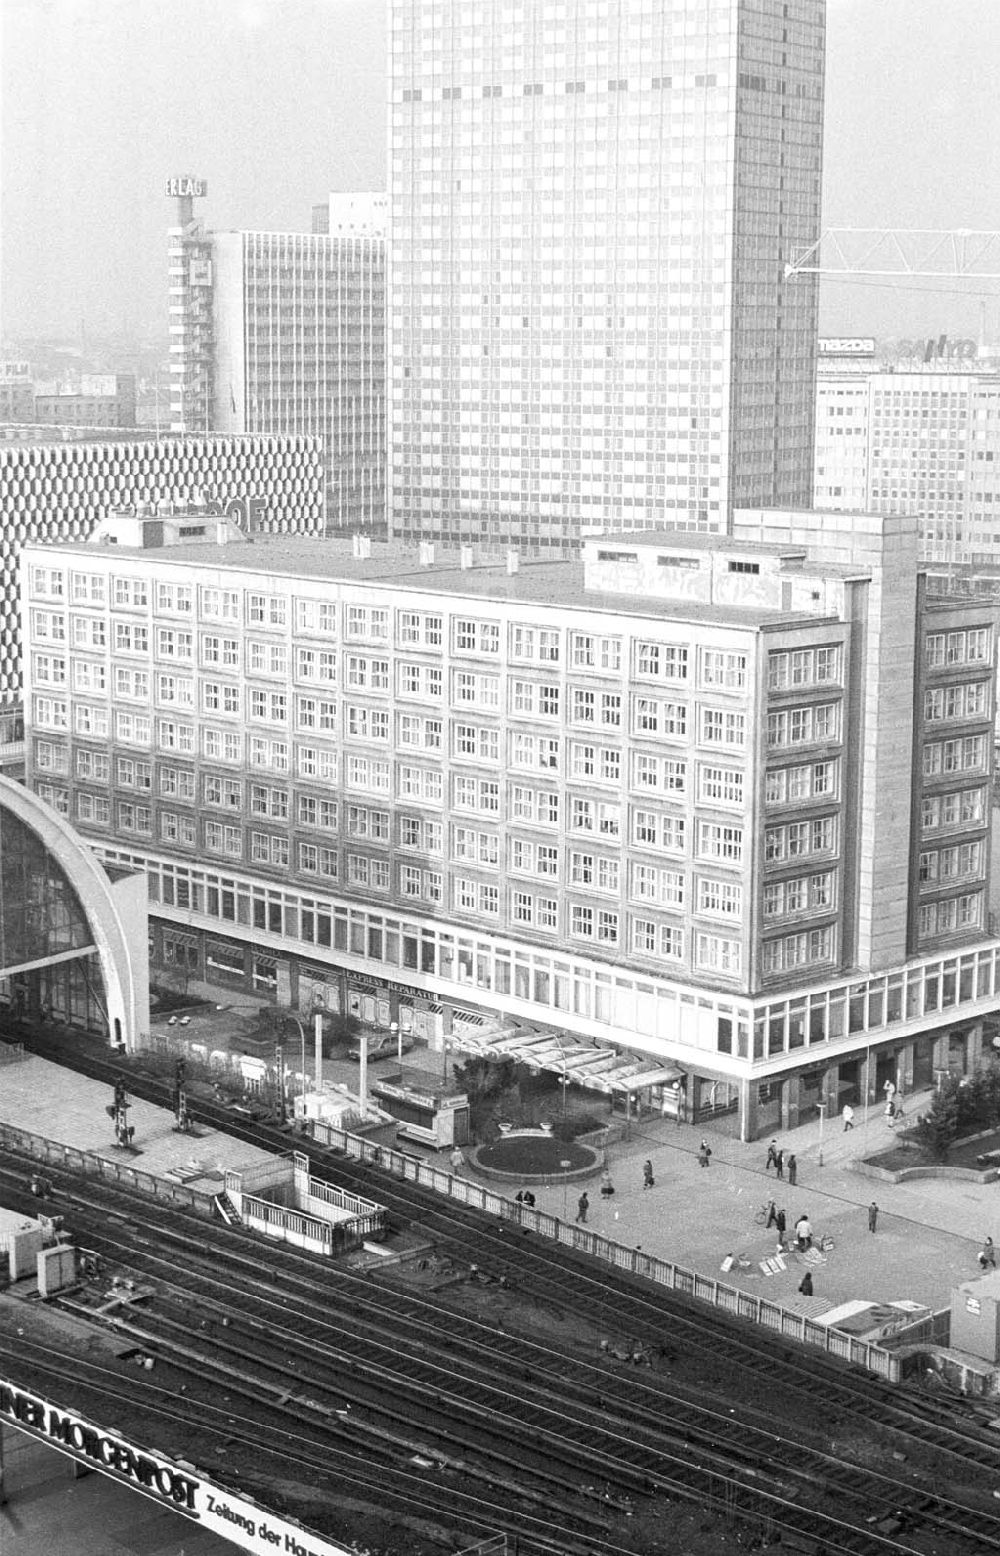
[314,1007,324,1097]
[560,1159,572,1222]
[817,1099,827,1167]
[392,1020,401,1064]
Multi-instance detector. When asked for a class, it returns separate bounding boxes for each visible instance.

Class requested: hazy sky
[3,0,998,345]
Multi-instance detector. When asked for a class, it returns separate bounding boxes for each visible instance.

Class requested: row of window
[765,702,840,750]
[916,892,983,939]
[918,841,984,887]
[33,647,793,757]
[28,576,792,692]
[67,779,750,915]
[923,681,990,724]
[761,927,835,976]
[925,628,991,669]
[765,760,838,806]
[767,646,842,691]
[922,735,988,779]
[920,787,987,833]
[34,715,750,812]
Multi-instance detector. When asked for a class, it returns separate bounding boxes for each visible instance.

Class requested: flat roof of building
[45,534,854,628]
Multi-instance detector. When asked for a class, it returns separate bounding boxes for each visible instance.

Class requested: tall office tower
[167,177,214,434]
[167,180,386,530]
[388,0,825,548]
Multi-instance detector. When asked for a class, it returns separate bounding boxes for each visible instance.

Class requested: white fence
[312,1119,903,1383]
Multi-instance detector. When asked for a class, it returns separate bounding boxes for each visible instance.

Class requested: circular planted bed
[474,1134,599,1180]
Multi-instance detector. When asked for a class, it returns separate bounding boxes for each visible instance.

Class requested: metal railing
[313,1119,905,1383]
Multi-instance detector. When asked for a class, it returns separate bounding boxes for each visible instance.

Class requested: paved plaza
[477,1091,996,1320]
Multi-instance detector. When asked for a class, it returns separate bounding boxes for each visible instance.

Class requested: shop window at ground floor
[948,1028,972,1076]
[253,954,278,994]
[694,1076,738,1124]
[163,932,199,974]
[798,1070,824,1123]
[205,938,247,986]
[912,1035,935,1090]
[755,1078,781,1135]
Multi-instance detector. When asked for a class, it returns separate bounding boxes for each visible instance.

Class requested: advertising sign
[0,1377,351,1556]
[166,176,208,198]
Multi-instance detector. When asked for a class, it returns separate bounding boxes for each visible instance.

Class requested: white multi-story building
[168,183,385,530]
[814,360,1000,566]
[0,431,323,704]
[388,0,825,547]
[21,509,1000,1140]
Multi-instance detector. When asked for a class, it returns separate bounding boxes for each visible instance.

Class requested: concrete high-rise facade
[388,0,825,548]
[168,181,386,530]
[814,364,1000,566]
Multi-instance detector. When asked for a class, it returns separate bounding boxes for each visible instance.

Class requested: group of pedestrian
[764,1139,797,1185]
[514,1188,536,1209]
[575,1170,612,1219]
[844,1080,902,1134]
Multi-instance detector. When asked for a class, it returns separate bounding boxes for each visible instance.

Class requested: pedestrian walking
[775,1207,787,1249]
[642,1159,654,1190]
[698,1139,712,1168]
[798,1271,814,1297]
[787,1153,797,1186]
[884,1100,896,1130]
[576,1192,589,1224]
[765,1198,778,1229]
[765,1138,778,1171]
[794,1213,812,1251]
[883,1078,896,1103]
[842,1103,854,1131]
[775,1148,785,1181]
[868,1201,879,1233]
[978,1236,997,1271]
[450,1145,464,1173]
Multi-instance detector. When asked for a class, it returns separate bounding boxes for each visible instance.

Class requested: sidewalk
[460,1088,997,1320]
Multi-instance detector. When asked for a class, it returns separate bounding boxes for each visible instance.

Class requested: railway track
[4,1032,1000,1553]
[2,1149,1000,1555]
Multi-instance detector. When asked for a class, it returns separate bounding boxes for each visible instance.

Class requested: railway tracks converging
[4,1033,1000,1554]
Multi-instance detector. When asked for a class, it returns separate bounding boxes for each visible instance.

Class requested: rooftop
[41,532,855,628]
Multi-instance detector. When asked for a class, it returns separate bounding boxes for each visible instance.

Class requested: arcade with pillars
[742,1021,983,1141]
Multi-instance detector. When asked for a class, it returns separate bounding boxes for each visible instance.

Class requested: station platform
[0,1052,273,1195]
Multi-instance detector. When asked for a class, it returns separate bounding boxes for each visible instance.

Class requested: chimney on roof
[419,541,435,567]
[460,545,474,570]
[506,549,519,575]
[352,534,372,559]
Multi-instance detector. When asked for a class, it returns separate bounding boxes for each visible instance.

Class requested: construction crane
[786,229,1000,281]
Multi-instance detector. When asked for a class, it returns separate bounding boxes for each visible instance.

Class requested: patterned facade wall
[0,433,324,698]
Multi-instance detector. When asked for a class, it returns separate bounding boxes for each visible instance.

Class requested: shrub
[912,1079,960,1162]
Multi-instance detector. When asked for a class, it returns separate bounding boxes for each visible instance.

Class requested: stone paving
[466,1093,998,1321]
